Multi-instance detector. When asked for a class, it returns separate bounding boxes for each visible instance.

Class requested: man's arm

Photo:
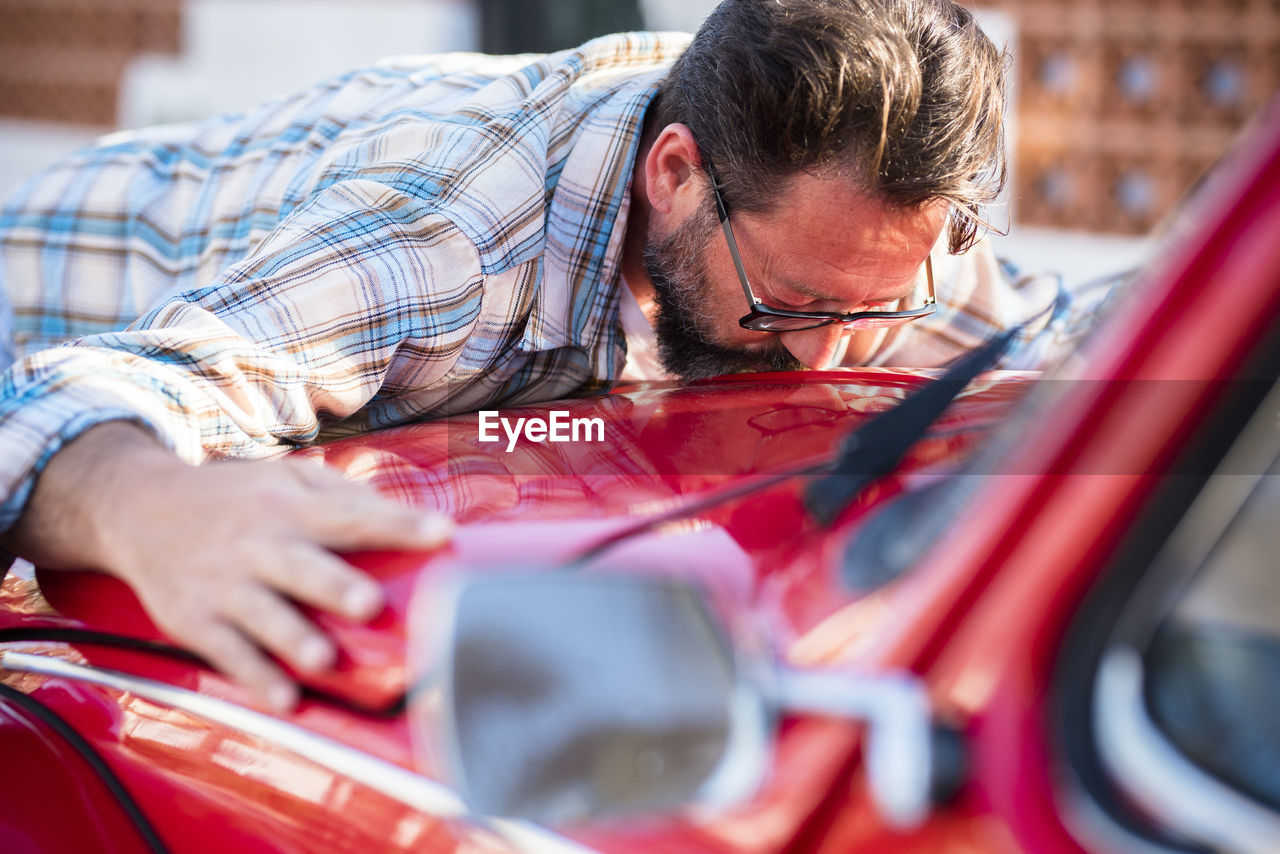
[0,180,486,708]
[1,421,451,711]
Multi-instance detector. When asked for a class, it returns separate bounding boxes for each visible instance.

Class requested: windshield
[837,269,1134,590]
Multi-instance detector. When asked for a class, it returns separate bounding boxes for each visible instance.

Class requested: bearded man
[0,0,1068,708]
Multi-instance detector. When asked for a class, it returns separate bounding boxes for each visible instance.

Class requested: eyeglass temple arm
[706,164,761,307]
[719,214,759,307]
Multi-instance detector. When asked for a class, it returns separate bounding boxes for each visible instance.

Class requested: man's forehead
[764,169,947,238]
[744,173,945,274]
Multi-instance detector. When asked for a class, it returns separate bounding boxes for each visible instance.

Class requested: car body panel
[2,369,1035,853]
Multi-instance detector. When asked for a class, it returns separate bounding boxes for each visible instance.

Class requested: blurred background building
[1,0,1276,283]
[968,0,1280,236]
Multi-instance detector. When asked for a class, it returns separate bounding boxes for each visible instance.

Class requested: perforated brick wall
[970,0,1280,233]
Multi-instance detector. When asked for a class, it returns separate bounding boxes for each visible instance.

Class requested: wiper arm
[803,327,1020,526]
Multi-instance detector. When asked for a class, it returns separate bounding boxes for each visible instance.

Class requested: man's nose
[778,324,851,370]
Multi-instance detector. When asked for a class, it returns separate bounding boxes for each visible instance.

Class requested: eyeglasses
[705,161,937,333]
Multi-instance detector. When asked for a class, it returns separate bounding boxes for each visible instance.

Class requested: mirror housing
[409,570,950,829]
[410,571,769,825]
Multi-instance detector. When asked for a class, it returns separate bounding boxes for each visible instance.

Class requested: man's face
[642,166,948,381]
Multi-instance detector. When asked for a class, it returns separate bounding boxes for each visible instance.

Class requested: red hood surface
[14,367,1037,854]
[30,368,1036,708]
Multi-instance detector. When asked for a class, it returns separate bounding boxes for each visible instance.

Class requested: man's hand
[3,421,452,712]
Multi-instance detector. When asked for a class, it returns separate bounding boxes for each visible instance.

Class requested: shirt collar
[519,34,688,362]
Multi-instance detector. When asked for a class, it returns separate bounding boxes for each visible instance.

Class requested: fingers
[181,618,297,713]
[234,584,337,674]
[256,545,385,622]
[146,581,325,712]
[151,571,349,712]
[282,460,453,552]
[99,456,456,712]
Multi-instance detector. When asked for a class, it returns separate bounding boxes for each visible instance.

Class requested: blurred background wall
[0,0,724,193]
[0,0,1275,281]
[969,0,1280,236]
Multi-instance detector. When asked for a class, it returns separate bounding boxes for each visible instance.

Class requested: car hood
[31,367,1034,710]
[14,367,1038,853]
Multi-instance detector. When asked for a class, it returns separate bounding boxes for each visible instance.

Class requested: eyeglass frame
[703,159,937,332]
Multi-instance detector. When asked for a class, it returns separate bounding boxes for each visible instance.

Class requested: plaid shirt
[0,32,1071,530]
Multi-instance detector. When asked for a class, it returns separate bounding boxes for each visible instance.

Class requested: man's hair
[651,0,1008,252]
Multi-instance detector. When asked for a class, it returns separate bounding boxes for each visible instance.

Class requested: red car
[2,103,1278,854]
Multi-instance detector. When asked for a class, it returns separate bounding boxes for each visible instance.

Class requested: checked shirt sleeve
[0,179,485,530]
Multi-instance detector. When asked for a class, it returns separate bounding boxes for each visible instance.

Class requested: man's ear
[643,123,703,217]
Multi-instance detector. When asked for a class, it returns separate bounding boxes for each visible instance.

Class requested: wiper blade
[803,327,1019,526]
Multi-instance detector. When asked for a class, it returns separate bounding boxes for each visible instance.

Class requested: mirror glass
[443,574,740,824]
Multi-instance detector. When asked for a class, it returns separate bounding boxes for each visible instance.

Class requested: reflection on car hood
[32,368,1036,709]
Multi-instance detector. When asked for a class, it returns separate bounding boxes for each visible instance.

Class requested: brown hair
[651,0,1009,252]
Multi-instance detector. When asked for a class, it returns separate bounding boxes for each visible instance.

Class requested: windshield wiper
[803,327,1019,526]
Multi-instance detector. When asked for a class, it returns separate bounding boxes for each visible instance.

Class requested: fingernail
[297,636,333,672]
[343,580,383,620]
[417,514,454,543]
[268,682,298,714]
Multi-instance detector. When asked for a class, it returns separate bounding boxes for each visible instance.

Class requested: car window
[1144,451,1280,810]
[1086,377,1280,852]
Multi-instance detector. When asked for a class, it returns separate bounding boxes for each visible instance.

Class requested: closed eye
[771,289,819,310]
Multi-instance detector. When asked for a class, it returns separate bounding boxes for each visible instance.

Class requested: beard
[642,205,804,381]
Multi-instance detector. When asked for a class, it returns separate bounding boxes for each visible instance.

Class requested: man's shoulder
[371,31,690,93]
[335,33,688,275]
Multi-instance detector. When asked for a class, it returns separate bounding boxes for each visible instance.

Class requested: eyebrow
[787,281,832,301]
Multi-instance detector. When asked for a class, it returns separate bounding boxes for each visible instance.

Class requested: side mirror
[409,571,954,829]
